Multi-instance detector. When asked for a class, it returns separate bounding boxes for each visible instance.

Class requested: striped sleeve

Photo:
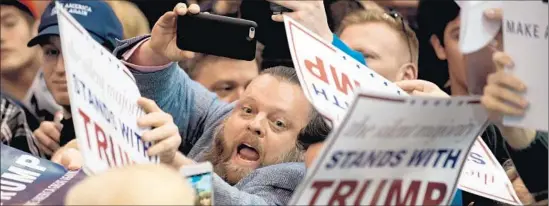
[1,95,45,158]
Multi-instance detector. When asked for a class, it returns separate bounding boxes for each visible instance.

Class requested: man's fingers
[34,129,60,153]
[395,80,425,93]
[36,141,54,155]
[51,150,63,164]
[156,11,176,29]
[188,4,200,14]
[271,14,284,22]
[137,112,172,128]
[486,72,526,92]
[174,2,188,16]
[484,85,528,109]
[492,51,514,71]
[147,136,180,156]
[483,8,503,21]
[181,51,196,59]
[142,124,179,142]
[396,80,439,93]
[138,98,162,114]
[40,122,61,143]
[481,95,525,116]
[62,149,83,171]
[266,0,303,10]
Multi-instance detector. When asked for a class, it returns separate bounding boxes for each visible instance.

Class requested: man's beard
[201,123,304,185]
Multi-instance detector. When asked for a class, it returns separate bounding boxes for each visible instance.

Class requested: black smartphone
[176,13,258,61]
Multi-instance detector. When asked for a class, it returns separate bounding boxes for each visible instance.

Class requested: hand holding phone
[139,3,200,66]
[267,1,333,42]
[177,13,258,61]
[180,162,214,206]
[270,2,292,15]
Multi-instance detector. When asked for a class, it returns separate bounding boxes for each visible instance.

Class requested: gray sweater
[113,36,305,205]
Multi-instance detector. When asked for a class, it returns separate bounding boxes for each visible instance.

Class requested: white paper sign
[56,2,158,175]
[283,16,406,126]
[290,90,488,205]
[458,1,502,54]
[458,137,522,205]
[502,1,548,132]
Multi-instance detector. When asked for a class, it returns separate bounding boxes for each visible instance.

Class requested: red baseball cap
[0,0,38,18]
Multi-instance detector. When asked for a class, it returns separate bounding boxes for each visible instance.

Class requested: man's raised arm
[112,3,232,153]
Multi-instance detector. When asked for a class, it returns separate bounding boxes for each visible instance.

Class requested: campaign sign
[457,137,522,205]
[283,16,406,125]
[0,144,86,205]
[502,1,548,131]
[56,2,158,175]
[290,90,488,205]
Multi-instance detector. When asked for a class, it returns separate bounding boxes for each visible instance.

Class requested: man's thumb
[412,90,430,97]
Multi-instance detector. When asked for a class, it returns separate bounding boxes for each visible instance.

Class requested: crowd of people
[0,0,547,205]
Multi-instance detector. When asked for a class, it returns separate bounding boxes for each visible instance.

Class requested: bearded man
[55,1,367,204]
[106,1,344,204]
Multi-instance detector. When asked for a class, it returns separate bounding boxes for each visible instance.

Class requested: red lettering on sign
[305,56,361,95]
[354,179,372,206]
[305,57,329,84]
[309,181,334,205]
[95,124,108,164]
[384,180,420,205]
[306,179,448,205]
[76,109,137,168]
[329,66,360,95]
[422,182,447,205]
[328,180,358,205]
[107,134,118,166]
[78,109,92,149]
[370,179,388,205]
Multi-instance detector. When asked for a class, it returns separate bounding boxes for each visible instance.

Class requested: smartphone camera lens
[248,27,256,40]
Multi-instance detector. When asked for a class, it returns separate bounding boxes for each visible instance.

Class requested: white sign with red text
[283,16,406,126]
[56,2,158,175]
[458,137,522,205]
[290,89,488,205]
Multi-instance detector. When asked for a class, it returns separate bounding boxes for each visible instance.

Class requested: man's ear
[430,34,447,60]
[396,63,418,81]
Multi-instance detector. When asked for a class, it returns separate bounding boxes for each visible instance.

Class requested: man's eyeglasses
[387,10,413,63]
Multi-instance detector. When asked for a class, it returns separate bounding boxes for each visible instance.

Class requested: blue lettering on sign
[407,149,462,169]
[467,152,486,165]
[310,83,349,110]
[325,149,408,169]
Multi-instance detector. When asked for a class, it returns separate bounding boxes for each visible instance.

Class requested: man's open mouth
[237,144,260,161]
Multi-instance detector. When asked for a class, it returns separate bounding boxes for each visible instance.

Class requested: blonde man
[177,43,264,103]
[305,8,426,180]
[337,9,419,82]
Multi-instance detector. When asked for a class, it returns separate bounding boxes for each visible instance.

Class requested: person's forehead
[202,58,258,76]
[341,22,404,52]
[196,58,258,84]
[243,75,308,113]
[0,6,21,17]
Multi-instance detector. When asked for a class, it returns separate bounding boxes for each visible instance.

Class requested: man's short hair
[180,43,264,79]
[336,10,420,65]
[416,0,460,47]
[260,66,331,150]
